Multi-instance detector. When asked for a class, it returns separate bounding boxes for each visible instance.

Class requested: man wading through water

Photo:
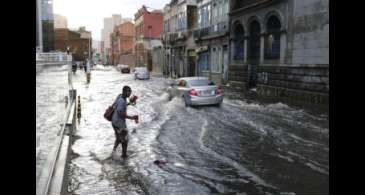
[111,86,138,158]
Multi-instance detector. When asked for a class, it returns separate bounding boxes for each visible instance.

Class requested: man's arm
[119,111,136,120]
[116,99,137,120]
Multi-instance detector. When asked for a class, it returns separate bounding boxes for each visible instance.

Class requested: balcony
[168,31,187,43]
[194,21,229,40]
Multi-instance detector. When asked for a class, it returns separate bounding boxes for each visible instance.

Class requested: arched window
[265,15,281,59]
[233,23,244,60]
[248,20,261,62]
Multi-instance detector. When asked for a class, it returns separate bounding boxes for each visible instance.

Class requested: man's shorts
[112,125,129,143]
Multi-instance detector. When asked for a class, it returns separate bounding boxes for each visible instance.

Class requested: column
[280,32,287,64]
[243,38,248,64]
[259,35,265,64]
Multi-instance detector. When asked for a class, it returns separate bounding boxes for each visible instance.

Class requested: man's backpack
[103,105,115,121]
[104,94,121,121]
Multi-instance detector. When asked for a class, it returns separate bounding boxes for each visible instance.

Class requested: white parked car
[134,67,150,80]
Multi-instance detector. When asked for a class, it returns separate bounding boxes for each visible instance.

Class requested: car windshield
[136,68,148,72]
[188,79,215,86]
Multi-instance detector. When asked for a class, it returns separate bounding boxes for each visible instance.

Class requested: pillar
[259,35,265,64]
[280,32,287,64]
[243,38,248,64]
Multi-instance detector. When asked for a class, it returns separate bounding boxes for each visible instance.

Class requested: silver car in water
[167,77,223,107]
[134,67,150,80]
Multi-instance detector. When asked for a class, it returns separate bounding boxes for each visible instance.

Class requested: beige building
[54,14,68,29]
[101,14,122,64]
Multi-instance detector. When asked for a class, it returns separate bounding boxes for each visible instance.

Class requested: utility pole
[89,36,91,61]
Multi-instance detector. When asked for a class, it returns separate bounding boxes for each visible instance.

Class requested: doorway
[187,50,196,77]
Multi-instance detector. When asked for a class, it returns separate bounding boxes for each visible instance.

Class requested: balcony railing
[194,21,229,40]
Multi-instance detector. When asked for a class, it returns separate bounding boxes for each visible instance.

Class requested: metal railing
[194,21,229,39]
[36,52,72,62]
[36,63,76,195]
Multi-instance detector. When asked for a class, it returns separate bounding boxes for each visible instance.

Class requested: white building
[54,14,68,29]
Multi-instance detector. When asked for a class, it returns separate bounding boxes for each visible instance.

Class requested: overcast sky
[53,0,170,41]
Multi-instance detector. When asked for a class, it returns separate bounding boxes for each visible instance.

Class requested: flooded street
[37,66,328,195]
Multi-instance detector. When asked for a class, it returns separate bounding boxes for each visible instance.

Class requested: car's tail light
[216,86,223,95]
[189,89,198,96]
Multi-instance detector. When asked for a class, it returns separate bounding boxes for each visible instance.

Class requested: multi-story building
[228,0,329,108]
[194,0,229,85]
[54,14,68,29]
[162,0,198,78]
[100,40,105,63]
[110,21,135,67]
[36,0,55,52]
[134,6,163,71]
[54,28,90,61]
[77,27,92,60]
[101,14,122,64]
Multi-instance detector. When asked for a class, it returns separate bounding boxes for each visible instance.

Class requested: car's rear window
[188,79,214,86]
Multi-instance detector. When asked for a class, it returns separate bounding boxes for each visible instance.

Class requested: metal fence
[36,52,72,62]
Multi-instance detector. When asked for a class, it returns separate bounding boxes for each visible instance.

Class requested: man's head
[122,86,132,98]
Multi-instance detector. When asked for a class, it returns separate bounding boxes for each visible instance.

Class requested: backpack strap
[112,94,122,109]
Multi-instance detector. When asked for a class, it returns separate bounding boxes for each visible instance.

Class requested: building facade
[101,14,122,64]
[162,0,198,78]
[54,28,90,61]
[36,0,55,52]
[228,0,329,107]
[77,27,93,60]
[54,14,68,29]
[194,0,229,85]
[134,6,163,71]
[110,21,135,67]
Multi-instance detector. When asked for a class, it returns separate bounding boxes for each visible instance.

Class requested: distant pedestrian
[111,86,138,158]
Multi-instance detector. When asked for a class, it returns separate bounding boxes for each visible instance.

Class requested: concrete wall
[290,0,329,65]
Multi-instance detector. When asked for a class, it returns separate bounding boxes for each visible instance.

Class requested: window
[265,15,281,59]
[207,5,211,26]
[198,52,210,72]
[233,23,245,60]
[224,0,229,14]
[202,6,207,27]
[198,9,201,28]
[178,79,187,87]
[189,79,214,86]
[218,1,223,22]
[212,4,217,24]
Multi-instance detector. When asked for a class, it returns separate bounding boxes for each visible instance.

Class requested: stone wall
[227,0,329,110]
[257,65,329,93]
[289,0,329,65]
